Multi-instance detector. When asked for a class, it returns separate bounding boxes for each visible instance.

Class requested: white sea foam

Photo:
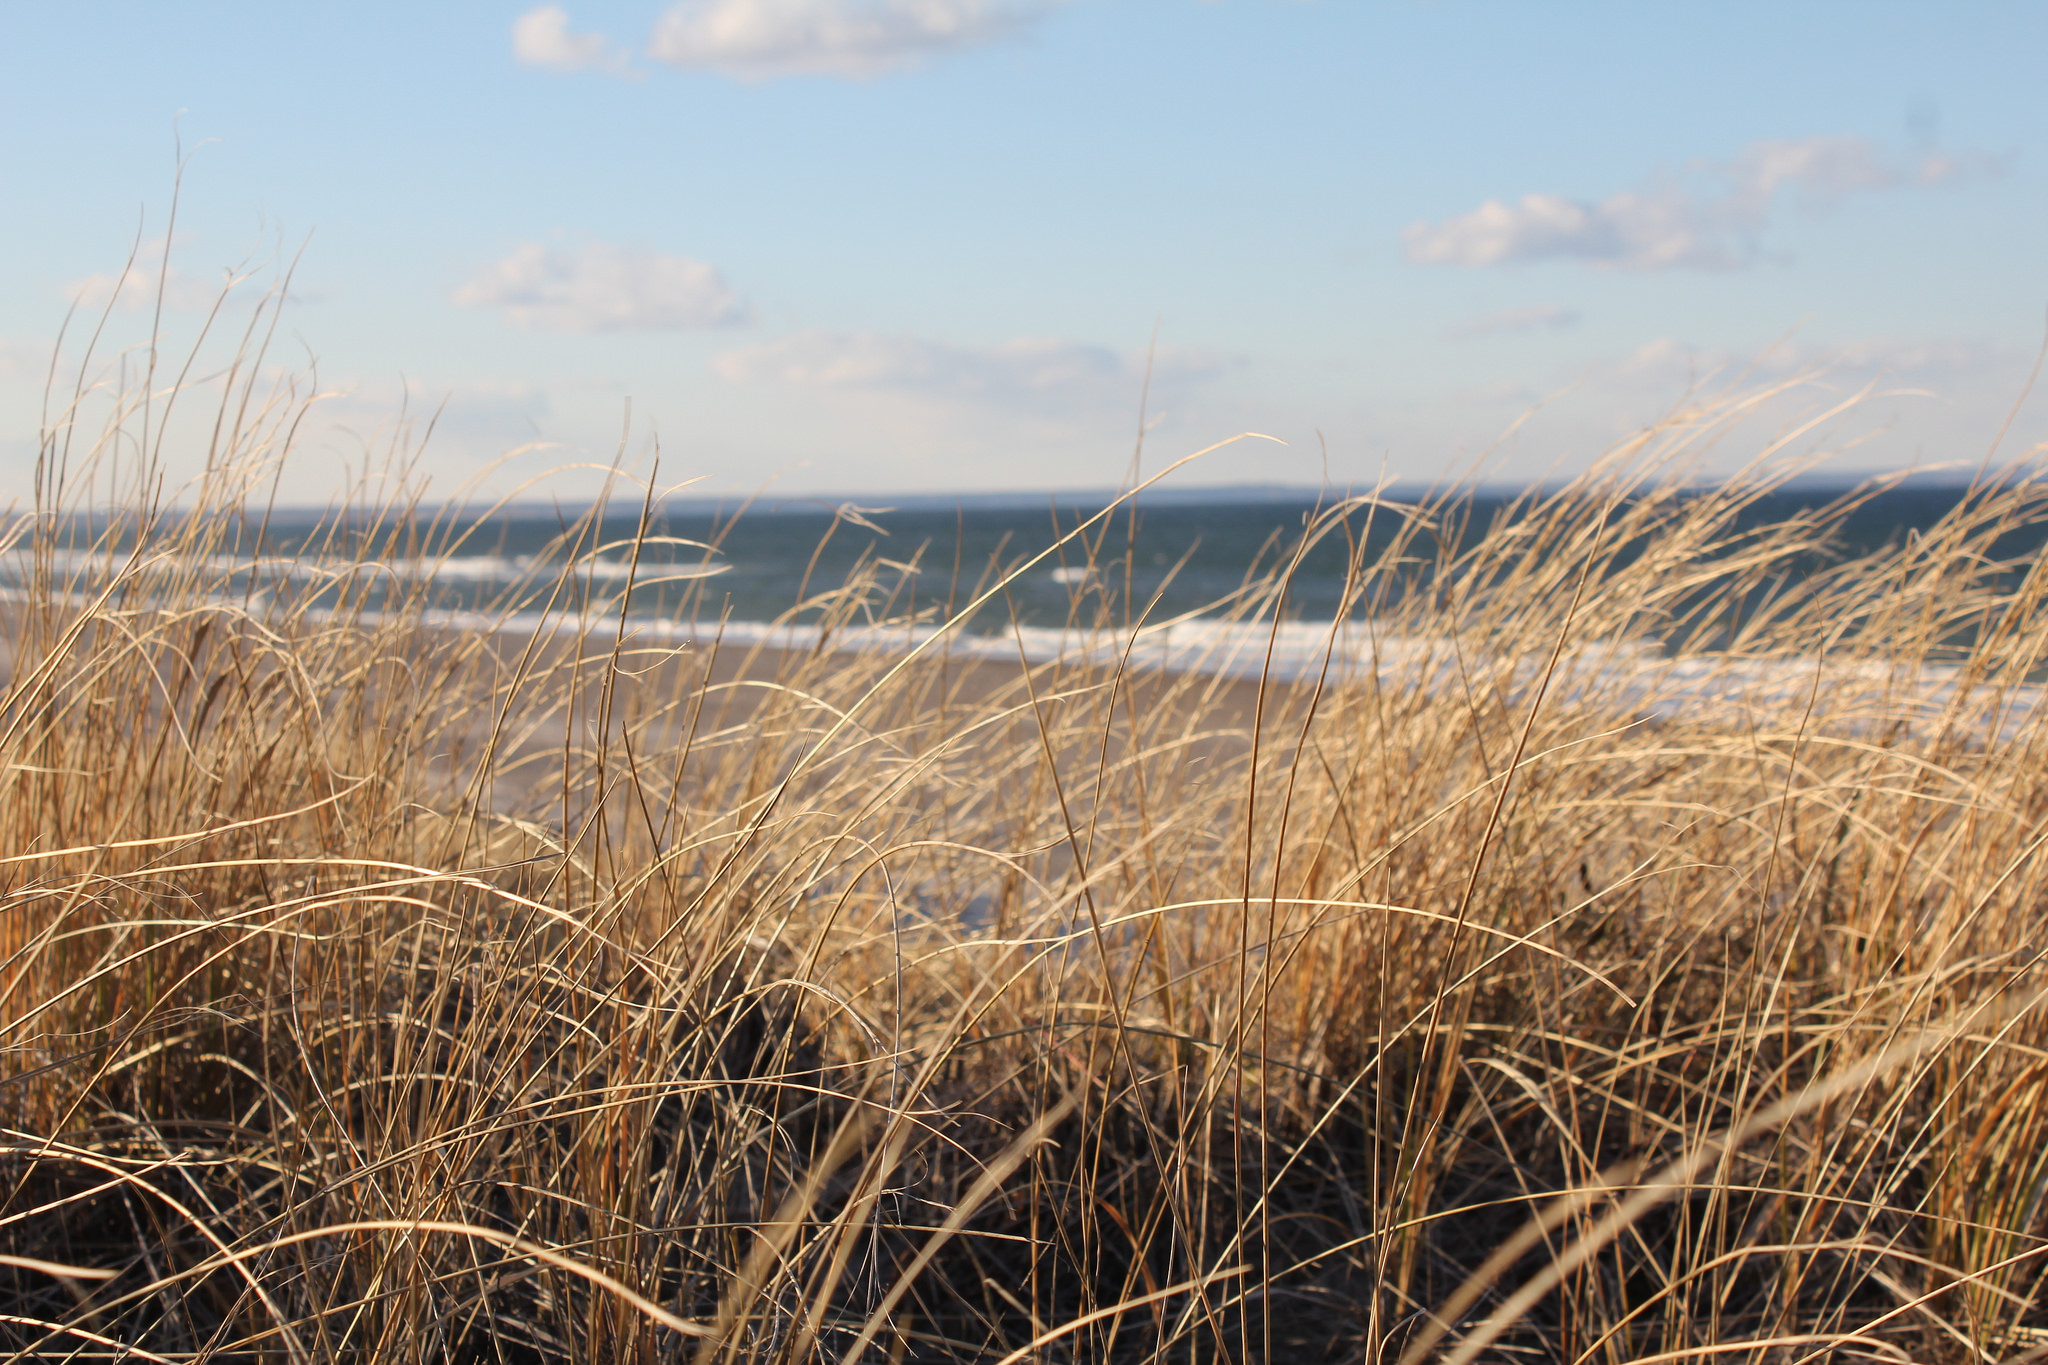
[422,609,2041,736]
[0,547,724,587]
[2,548,2036,737]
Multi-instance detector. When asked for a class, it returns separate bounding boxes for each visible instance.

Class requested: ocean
[10,480,2043,710]
[227,478,2048,624]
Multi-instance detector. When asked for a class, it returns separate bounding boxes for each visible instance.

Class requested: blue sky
[2,1,2043,504]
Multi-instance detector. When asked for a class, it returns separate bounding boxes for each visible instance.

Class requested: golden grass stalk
[5,307,2048,1363]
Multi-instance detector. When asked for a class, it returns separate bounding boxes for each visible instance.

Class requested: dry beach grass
[7,333,2048,1361]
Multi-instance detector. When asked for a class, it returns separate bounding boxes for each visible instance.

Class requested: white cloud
[1407,188,1736,270]
[1726,137,1896,204]
[512,6,636,75]
[1912,148,2008,186]
[647,0,1057,80]
[318,376,553,429]
[1782,336,2014,381]
[1614,335,2012,387]
[286,376,566,499]
[64,239,220,314]
[1447,303,1582,341]
[453,242,750,333]
[1405,137,1999,271]
[0,338,48,383]
[1406,331,2040,490]
[714,330,1228,408]
[1435,334,2023,442]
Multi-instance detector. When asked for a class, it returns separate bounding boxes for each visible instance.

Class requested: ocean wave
[3,558,2034,736]
[419,610,2043,736]
[0,548,725,587]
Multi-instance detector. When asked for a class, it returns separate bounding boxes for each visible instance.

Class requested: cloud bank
[1447,334,2020,422]
[647,0,1057,80]
[1613,334,2013,388]
[454,242,750,333]
[715,329,1227,409]
[1405,137,1999,271]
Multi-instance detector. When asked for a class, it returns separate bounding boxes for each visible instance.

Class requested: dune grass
[6,334,2048,1363]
